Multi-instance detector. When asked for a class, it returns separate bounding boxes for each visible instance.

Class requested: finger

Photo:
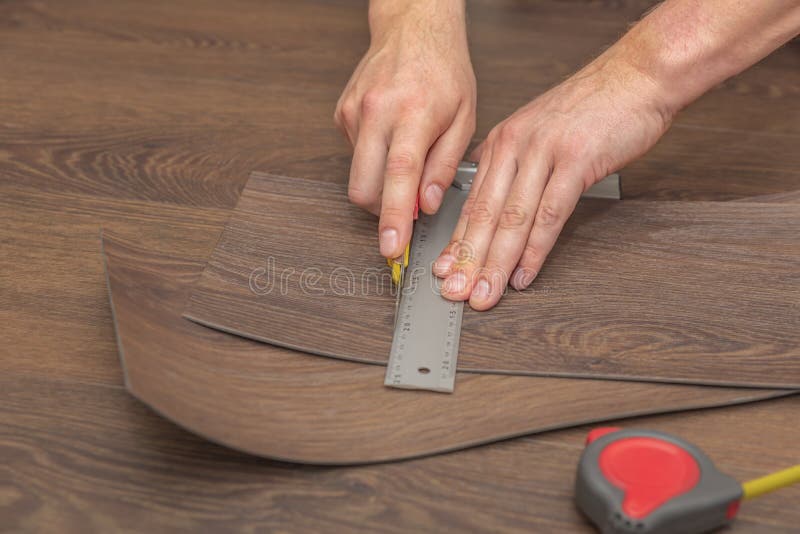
[334,59,368,146]
[432,142,494,278]
[334,113,352,147]
[349,122,388,215]
[451,142,494,242]
[440,152,518,301]
[469,155,551,310]
[334,96,358,147]
[418,111,475,214]
[334,112,355,147]
[469,139,486,161]
[511,166,585,291]
[379,122,435,258]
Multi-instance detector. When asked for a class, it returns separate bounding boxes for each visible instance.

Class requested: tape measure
[575,427,800,533]
[384,162,622,393]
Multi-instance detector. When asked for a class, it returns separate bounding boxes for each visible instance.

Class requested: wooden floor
[1,1,798,531]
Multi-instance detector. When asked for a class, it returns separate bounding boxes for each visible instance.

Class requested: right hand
[334,2,476,259]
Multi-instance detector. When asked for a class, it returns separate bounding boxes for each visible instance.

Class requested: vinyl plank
[103,233,786,464]
[185,172,800,388]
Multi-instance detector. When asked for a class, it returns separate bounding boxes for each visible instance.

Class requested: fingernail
[380,228,398,257]
[511,268,536,290]
[443,272,467,294]
[425,184,444,211]
[433,254,456,276]
[472,278,490,300]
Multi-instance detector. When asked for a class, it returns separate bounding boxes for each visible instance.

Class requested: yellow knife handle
[387,196,417,285]
[387,243,411,285]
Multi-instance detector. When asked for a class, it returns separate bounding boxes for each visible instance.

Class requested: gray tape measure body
[575,428,742,534]
[384,162,621,393]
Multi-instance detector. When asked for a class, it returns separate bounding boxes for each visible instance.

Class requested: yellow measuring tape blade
[742,464,800,500]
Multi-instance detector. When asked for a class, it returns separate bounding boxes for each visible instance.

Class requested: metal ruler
[384,162,620,393]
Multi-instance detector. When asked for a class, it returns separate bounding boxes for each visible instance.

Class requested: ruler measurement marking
[384,172,471,393]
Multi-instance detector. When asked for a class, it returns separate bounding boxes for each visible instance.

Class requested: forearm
[368,0,466,43]
[607,0,800,116]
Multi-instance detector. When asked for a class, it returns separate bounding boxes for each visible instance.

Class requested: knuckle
[482,262,510,283]
[498,204,531,230]
[588,157,612,186]
[442,239,461,259]
[453,239,477,264]
[340,100,358,125]
[485,129,498,146]
[468,199,496,226]
[496,121,520,146]
[398,91,427,114]
[520,243,544,267]
[461,197,476,217]
[559,138,583,160]
[385,151,421,179]
[347,185,374,208]
[536,202,563,227]
[435,154,461,174]
[380,205,407,220]
[360,90,384,116]
[524,134,547,158]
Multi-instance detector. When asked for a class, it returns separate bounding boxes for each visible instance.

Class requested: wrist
[368,0,466,43]
[611,3,721,116]
[606,0,800,117]
[576,48,677,135]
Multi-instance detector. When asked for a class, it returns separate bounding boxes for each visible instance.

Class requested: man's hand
[334,0,475,259]
[432,56,673,310]
[433,0,800,311]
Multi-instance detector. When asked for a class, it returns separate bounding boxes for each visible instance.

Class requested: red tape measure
[575,427,742,533]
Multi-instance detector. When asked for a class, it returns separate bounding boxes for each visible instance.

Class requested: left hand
[432,55,674,310]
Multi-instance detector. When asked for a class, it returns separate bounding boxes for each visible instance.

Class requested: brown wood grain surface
[104,233,789,464]
[1,0,798,205]
[3,374,797,532]
[0,183,231,385]
[2,0,799,530]
[738,190,800,203]
[185,172,800,388]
